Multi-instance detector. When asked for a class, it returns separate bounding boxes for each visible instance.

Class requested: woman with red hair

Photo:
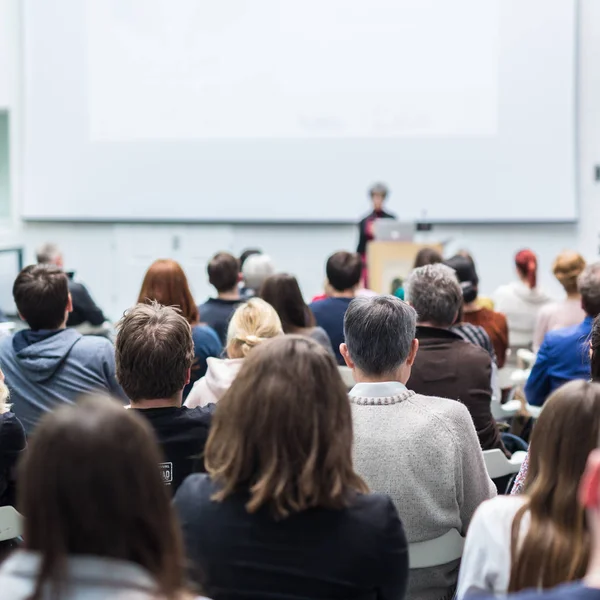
[493,249,552,354]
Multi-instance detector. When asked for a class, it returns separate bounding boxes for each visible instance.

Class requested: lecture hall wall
[1,0,600,320]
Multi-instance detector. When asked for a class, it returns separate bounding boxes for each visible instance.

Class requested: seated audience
[310,251,362,365]
[185,298,282,408]
[413,247,443,269]
[525,262,600,407]
[446,254,509,367]
[341,295,495,600]
[457,380,600,598]
[241,253,275,298]
[36,242,107,328]
[137,259,222,398]
[0,397,201,599]
[175,335,408,600]
[456,250,495,310]
[533,250,587,350]
[493,249,552,354]
[406,264,508,455]
[0,370,25,507]
[199,252,243,345]
[116,303,213,494]
[259,273,334,353]
[0,265,125,433]
[238,248,261,297]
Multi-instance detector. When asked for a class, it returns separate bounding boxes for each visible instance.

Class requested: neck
[218,288,240,301]
[330,289,355,299]
[418,321,446,329]
[463,301,479,313]
[353,367,409,385]
[567,292,581,300]
[131,394,182,409]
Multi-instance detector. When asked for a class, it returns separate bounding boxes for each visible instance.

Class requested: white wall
[0,0,598,321]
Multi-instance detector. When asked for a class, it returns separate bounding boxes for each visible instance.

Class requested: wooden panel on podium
[367,241,443,294]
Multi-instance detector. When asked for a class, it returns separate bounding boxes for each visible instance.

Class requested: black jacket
[67,278,106,327]
[357,209,396,255]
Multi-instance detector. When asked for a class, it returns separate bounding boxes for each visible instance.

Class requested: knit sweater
[350,382,496,600]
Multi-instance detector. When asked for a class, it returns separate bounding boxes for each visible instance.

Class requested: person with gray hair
[524,261,600,407]
[341,295,495,600]
[405,264,508,456]
[241,254,275,298]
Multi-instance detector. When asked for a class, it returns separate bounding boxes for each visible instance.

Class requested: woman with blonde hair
[456,379,600,598]
[175,336,408,600]
[533,250,587,350]
[185,298,282,408]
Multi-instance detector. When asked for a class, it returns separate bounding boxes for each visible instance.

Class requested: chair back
[409,529,464,569]
[483,449,527,479]
[0,506,23,542]
[338,366,355,390]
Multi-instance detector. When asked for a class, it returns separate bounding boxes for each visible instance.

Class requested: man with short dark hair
[0,265,125,433]
[310,251,362,364]
[198,252,243,344]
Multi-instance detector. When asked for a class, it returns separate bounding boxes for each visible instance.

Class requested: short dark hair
[207,252,239,293]
[413,247,443,269]
[116,303,194,401]
[579,262,600,318]
[326,252,362,292]
[13,264,69,330]
[239,248,261,269]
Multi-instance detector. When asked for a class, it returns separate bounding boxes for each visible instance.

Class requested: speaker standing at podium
[357,183,396,286]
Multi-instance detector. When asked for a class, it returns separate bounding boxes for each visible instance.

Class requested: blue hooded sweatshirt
[0,328,127,434]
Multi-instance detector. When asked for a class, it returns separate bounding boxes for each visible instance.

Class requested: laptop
[373,220,415,242]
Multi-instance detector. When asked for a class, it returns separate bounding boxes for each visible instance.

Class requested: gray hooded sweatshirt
[0,328,126,434]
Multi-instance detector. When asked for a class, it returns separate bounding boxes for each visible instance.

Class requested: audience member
[457,380,600,598]
[446,254,509,367]
[413,247,443,269]
[175,335,408,600]
[456,249,495,310]
[525,262,600,407]
[0,397,201,599]
[241,254,275,298]
[0,370,25,507]
[533,250,587,350]
[259,273,334,353]
[116,303,213,494]
[137,259,222,398]
[185,298,282,408]
[341,295,495,600]
[239,248,261,270]
[493,249,552,353]
[310,251,362,364]
[199,252,243,345]
[0,265,125,433]
[406,264,508,455]
[36,242,107,328]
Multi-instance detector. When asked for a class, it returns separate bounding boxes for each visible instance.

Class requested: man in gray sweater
[341,295,496,600]
[0,265,126,434]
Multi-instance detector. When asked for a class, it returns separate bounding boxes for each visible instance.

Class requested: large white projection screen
[23,0,576,222]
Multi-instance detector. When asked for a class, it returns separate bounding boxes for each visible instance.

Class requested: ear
[184,367,191,386]
[406,338,419,367]
[66,293,73,313]
[580,449,600,509]
[340,343,355,369]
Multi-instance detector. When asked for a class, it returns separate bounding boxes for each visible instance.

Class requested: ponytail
[515,249,538,289]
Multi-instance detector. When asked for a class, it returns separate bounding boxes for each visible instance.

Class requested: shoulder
[544,321,587,345]
[67,280,86,293]
[0,412,26,451]
[347,492,403,535]
[472,494,527,525]
[73,334,113,353]
[455,337,491,364]
[179,406,212,427]
[407,393,477,434]
[192,325,221,345]
[174,473,215,509]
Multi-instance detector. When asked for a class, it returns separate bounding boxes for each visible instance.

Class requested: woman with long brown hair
[0,396,203,600]
[174,335,408,600]
[138,259,222,397]
[457,380,600,598]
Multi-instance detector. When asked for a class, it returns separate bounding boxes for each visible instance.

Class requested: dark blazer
[357,209,396,255]
[67,278,106,327]
[408,326,507,456]
[174,473,409,600]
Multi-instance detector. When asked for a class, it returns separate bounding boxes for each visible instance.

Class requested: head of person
[259,274,314,334]
[326,251,362,293]
[412,247,443,269]
[578,262,600,318]
[137,259,198,326]
[444,254,479,304]
[515,249,538,289]
[116,303,194,404]
[405,263,462,329]
[205,335,368,518]
[35,242,64,269]
[341,295,418,384]
[510,380,600,591]
[241,254,275,292]
[553,251,587,296]
[239,248,262,270]
[207,251,240,296]
[19,396,188,600]
[226,297,283,359]
[13,264,72,331]
[368,182,388,212]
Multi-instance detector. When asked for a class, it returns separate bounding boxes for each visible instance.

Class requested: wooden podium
[367,241,443,294]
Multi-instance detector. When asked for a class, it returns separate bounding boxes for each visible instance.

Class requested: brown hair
[20,396,189,600]
[413,247,443,269]
[591,315,600,382]
[259,273,315,333]
[13,264,69,331]
[205,335,368,518]
[137,259,199,325]
[207,252,239,293]
[553,251,586,295]
[326,251,362,292]
[509,380,600,591]
[116,302,194,401]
